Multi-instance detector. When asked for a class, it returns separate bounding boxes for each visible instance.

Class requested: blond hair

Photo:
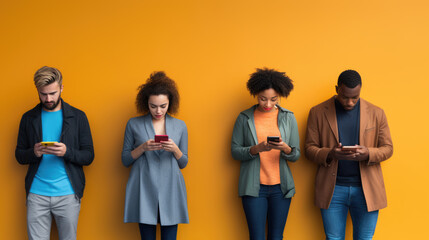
[34,66,62,88]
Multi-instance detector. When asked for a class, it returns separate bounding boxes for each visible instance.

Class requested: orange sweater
[254,108,281,185]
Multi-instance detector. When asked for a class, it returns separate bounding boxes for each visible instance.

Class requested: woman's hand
[268,137,292,154]
[161,139,183,160]
[250,141,272,155]
[143,140,163,151]
[131,140,162,160]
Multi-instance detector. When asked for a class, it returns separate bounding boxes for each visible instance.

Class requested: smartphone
[40,141,57,147]
[155,135,169,143]
[341,146,359,152]
[267,136,280,143]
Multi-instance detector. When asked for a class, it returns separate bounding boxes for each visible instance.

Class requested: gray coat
[122,114,189,225]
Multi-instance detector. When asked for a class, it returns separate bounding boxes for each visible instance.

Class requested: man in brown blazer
[305,70,393,240]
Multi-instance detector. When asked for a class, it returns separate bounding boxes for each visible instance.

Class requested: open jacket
[231,105,300,198]
[15,100,94,199]
[305,97,393,211]
[121,114,189,225]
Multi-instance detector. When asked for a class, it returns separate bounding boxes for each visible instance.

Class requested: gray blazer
[122,114,189,225]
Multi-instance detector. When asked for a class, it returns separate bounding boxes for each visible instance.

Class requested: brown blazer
[305,97,393,212]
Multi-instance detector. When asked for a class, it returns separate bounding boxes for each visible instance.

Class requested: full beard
[41,96,61,111]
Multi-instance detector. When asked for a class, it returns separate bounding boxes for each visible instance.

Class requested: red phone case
[155,135,168,142]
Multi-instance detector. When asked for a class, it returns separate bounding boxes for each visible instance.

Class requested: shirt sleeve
[175,122,188,169]
[280,113,300,162]
[304,108,332,167]
[367,109,393,165]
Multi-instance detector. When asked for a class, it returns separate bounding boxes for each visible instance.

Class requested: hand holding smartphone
[341,145,359,153]
[40,141,58,147]
[267,136,280,143]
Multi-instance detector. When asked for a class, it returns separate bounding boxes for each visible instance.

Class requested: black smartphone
[267,136,280,143]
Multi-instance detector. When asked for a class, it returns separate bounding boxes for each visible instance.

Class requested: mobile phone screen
[267,136,280,143]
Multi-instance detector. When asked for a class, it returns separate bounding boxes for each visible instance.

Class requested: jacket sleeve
[231,114,258,161]
[176,122,188,169]
[304,108,331,167]
[367,109,393,164]
[281,114,300,162]
[121,120,136,167]
[63,112,94,166]
[15,115,42,164]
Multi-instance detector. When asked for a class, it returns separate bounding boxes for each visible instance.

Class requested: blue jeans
[321,185,379,240]
[139,223,177,240]
[242,184,292,240]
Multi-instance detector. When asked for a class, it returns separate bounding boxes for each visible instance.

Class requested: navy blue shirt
[335,99,361,186]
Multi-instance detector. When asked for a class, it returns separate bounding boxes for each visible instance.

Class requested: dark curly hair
[246,68,294,97]
[136,71,180,115]
[338,69,362,88]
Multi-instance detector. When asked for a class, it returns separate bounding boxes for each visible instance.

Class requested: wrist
[174,147,180,155]
[282,144,292,154]
[326,152,333,164]
[250,145,259,155]
[174,148,183,159]
[140,144,146,153]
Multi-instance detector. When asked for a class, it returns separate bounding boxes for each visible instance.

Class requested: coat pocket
[363,127,377,146]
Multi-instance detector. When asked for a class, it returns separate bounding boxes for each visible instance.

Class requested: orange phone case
[40,141,57,146]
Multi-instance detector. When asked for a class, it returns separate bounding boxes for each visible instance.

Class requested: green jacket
[231,105,300,198]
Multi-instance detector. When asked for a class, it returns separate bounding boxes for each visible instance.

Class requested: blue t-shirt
[30,109,75,196]
[335,99,362,187]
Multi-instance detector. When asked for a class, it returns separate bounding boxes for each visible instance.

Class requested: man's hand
[39,142,67,157]
[34,143,44,157]
[328,143,369,162]
[354,145,369,161]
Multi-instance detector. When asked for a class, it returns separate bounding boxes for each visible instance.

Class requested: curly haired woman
[122,71,188,240]
[231,68,300,240]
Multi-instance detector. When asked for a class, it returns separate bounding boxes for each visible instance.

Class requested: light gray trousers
[27,193,81,240]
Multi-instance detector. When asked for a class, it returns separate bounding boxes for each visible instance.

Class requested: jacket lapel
[165,114,174,141]
[277,106,292,142]
[359,99,369,145]
[324,97,339,143]
[31,113,42,142]
[61,100,72,141]
[243,106,258,145]
[29,104,42,141]
[144,114,161,157]
[161,114,175,157]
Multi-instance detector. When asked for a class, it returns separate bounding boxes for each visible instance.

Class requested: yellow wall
[1,0,428,239]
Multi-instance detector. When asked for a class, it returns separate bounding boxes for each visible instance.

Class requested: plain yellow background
[1,0,428,239]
